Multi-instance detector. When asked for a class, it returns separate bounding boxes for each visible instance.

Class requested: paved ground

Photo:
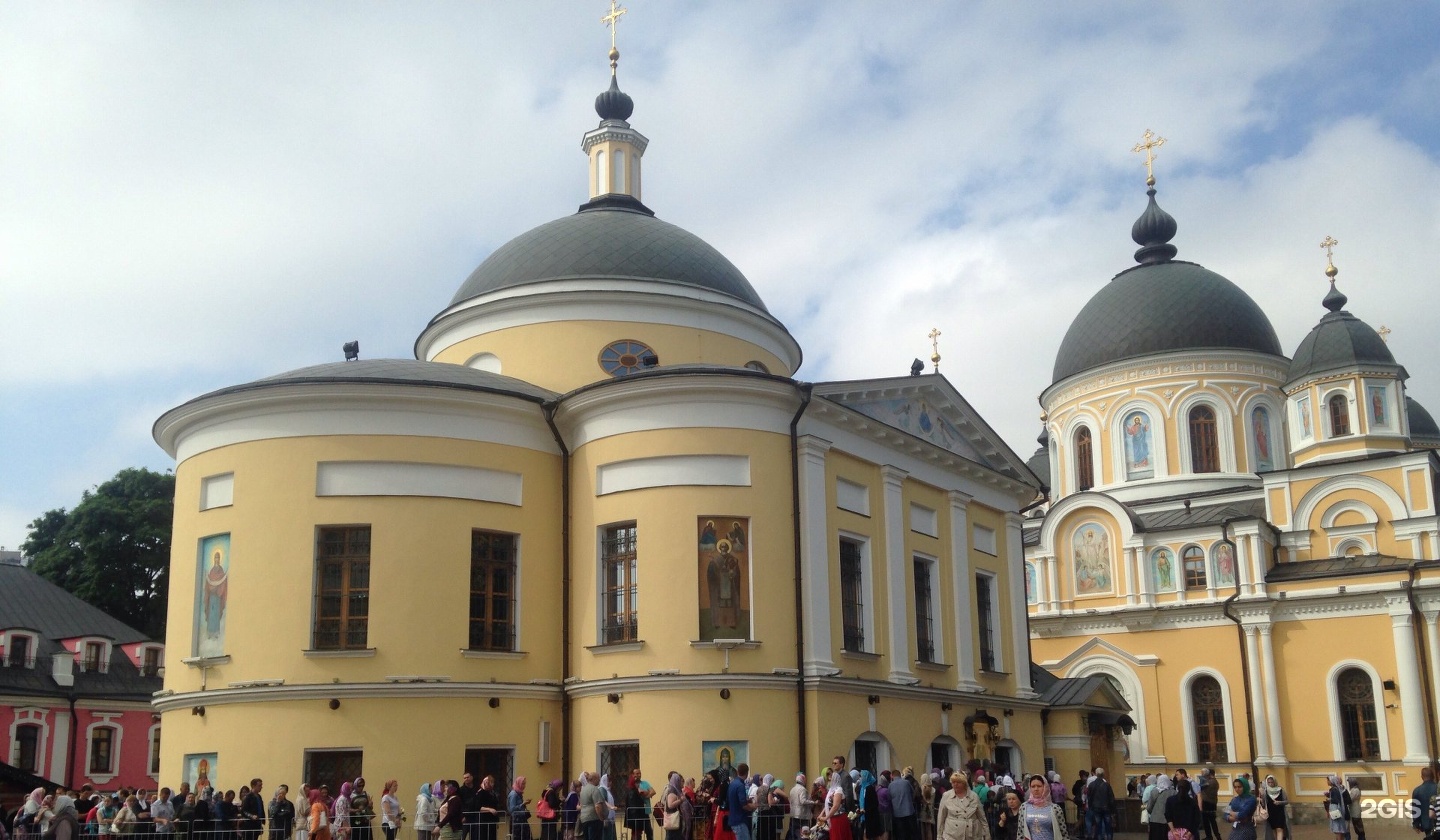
[1113,826,1422,840]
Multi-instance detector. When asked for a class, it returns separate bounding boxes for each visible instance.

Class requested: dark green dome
[448,195,770,313]
[1408,396,1440,446]
[1286,282,1402,386]
[1025,427,1051,488]
[1053,261,1283,383]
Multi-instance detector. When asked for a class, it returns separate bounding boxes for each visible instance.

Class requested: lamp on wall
[867,695,881,706]
[191,706,205,717]
[488,697,501,709]
[329,699,341,710]
[1383,679,1398,691]
[607,693,622,704]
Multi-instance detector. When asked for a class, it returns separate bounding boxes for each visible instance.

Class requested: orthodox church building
[1024,164,1440,805]
[151,48,1131,793]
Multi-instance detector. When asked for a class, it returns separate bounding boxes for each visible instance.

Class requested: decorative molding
[302,648,376,659]
[596,454,751,495]
[153,679,564,712]
[554,375,800,448]
[316,461,523,506]
[1042,350,1289,410]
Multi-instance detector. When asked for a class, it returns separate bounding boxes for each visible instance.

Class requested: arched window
[595,150,606,194]
[1075,427,1094,491]
[612,149,626,194]
[1183,545,1207,590]
[1338,668,1380,759]
[1191,676,1228,763]
[1189,405,1219,473]
[1330,395,1351,437]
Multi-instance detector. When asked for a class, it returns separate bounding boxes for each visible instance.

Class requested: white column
[48,710,69,783]
[1234,537,1251,597]
[1243,625,1272,762]
[1249,533,1268,597]
[1125,547,1139,605]
[1425,611,1440,727]
[798,435,835,675]
[1044,555,1060,614]
[1135,545,1152,605]
[949,491,980,692]
[1390,610,1431,764]
[1258,625,1287,763]
[1006,513,1036,698]
[881,465,915,683]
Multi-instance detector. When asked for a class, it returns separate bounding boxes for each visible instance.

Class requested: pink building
[0,557,163,791]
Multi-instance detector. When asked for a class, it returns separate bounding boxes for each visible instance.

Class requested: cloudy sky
[3,2,1439,549]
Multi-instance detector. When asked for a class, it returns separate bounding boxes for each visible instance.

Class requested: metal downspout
[1219,519,1260,782]
[543,401,572,785]
[789,383,813,773]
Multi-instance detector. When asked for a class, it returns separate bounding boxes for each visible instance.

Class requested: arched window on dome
[595,150,607,194]
[1337,667,1379,759]
[612,149,626,195]
[1188,405,1219,473]
[1182,545,1207,590]
[1190,675,1228,764]
[1074,427,1094,491]
[1329,394,1352,437]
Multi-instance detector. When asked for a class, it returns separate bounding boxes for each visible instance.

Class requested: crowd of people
[10,762,1440,840]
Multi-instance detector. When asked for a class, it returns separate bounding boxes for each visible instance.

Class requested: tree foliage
[23,467,175,640]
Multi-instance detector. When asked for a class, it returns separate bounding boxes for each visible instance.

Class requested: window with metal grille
[913,557,935,663]
[853,740,879,777]
[976,572,997,671]
[89,726,115,774]
[1075,427,1094,490]
[15,723,39,773]
[470,530,518,651]
[465,747,515,796]
[314,526,371,650]
[1189,406,1220,473]
[304,749,363,790]
[601,524,638,644]
[1183,546,1207,590]
[142,647,162,677]
[1191,676,1228,763]
[598,743,640,803]
[149,726,161,776]
[81,641,105,673]
[840,538,865,652]
[1329,395,1351,436]
[1338,668,1380,759]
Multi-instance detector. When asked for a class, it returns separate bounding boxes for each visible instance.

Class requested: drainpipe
[542,401,572,785]
[66,693,78,789]
[1405,562,1440,774]
[789,383,813,773]
[1219,519,1260,782]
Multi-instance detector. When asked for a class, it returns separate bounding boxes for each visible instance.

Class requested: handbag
[1255,797,1269,822]
[537,801,556,821]
[663,804,680,832]
[1167,829,1192,840]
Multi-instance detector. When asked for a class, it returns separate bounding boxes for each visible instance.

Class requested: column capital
[797,434,833,461]
[1256,624,1273,637]
[947,489,974,509]
[1005,511,1026,531]
[880,464,909,487]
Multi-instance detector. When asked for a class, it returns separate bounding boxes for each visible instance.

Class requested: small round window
[599,340,658,377]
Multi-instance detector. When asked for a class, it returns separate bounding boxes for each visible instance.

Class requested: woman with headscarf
[18,789,46,840]
[309,790,333,840]
[507,777,532,840]
[1259,777,1286,840]
[538,780,562,840]
[917,775,935,840]
[1223,779,1256,840]
[335,784,353,840]
[1017,775,1067,840]
[857,772,883,840]
[1165,775,1201,840]
[1325,776,1351,840]
[661,772,692,840]
[814,769,851,840]
[416,784,439,840]
[598,776,617,840]
[876,773,892,840]
[563,780,582,840]
[936,774,985,840]
[1144,777,1173,840]
[351,780,376,840]
[995,789,1022,840]
[42,795,80,840]
[437,782,466,840]
[1345,778,1365,840]
[1046,775,1066,828]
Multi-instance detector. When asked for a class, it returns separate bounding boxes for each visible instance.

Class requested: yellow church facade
[1024,180,1440,809]
[150,51,1091,795]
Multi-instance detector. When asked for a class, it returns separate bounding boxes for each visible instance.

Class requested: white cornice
[1042,349,1290,409]
[1031,588,1399,639]
[155,384,558,462]
[152,680,563,713]
[417,283,802,374]
[553,374,800,448]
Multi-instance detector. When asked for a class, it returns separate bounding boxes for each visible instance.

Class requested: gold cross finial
[928,328,942,373]
[1321,235,1339,278]
[1378,325,1391,343]
[602,0,628,69]
[1131,129,1167,187]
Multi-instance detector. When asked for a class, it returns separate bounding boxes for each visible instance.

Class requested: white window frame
[974,570,1001,672]
[1109,400,1167,481]
[3,630,39,668]
[1294,393,1315,441]
[1176,395,1235,473]
[8,708,49,777]
[137,643,165,677]
[1327,659,1391,761]
[84,715,123,784]
[1362,379,1397,433]
[596,522,639,647]
[838,531,875,655]
[1321,386,1357,439]
[1241,396,1285,472]
[76,637,112,673]
[1179,667,1238,764]
[1067,420,1098,493]
[147,722,162,779]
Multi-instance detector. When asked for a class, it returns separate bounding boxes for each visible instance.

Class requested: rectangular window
[142,647,162,677]
[8,634,32,668]
[598,742,640,805]
[149,727,162,776]
[89,727,114,774]
[601,523,638,644]
[304,749,363,790]
[913,557,936,664]
[976,572,997,671]
[314,526,372,650]
[973,525,997,555]
[464,747,515,795]
[469,531,518,651]
[840,537,866,652]
[16,724,39,773]
[83,642,105,673]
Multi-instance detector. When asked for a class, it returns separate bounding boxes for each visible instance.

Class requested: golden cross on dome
[1321,235,1339,278]
[1131,129,1167,187]
[602,1,628,51]
[928,328,942,373]
[1378,325,1392,343]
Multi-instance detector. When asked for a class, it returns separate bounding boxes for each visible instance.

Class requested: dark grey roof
[0,563,161,702]
[1037,674,1131,710]
[1409,397,1440,444]
[447,197,770,313]
[1265,553,1411,582]
[185,359,557,405]
[1053,260,1284,384]
[1287,301,1403,386]
[1136,498,1267,532]
[1024,447,1050,489]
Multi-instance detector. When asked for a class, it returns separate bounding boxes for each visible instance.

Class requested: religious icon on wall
[1123,411,1154,479]
[1368,386,1388,426]
[183,753,218,792]
[1150,547,1176,593]
[194,534,231,657]
[1024,562,1038,605]
[701,741,747,780]
[1297,396,1313,439]
[699,517,751,640]
[1212,541,1237,587]
[1072,523,1112,595]
[1252,406,1273,471]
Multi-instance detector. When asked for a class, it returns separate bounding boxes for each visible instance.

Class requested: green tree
[22,467,175,640]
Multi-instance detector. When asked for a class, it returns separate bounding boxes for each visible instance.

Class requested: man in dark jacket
[1412,766,1437,837]
[1086,769,1115,840]
[1199,770,1219,840]
[1072,772,1090,839]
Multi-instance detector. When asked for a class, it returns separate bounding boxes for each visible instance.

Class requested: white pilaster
[1258,625,1287,763]
[1243,625,1272,762]
[1006,513,1036,698]
[1249,533,1268,596]
[1390,609,1432,765]
[881,465,915,683]
[1425,611,1440,728]
[1046,555,1060,613]
[1125,547,1139,606]
[798,435,835,675]
[949,491,980,692]
[1235,537,1252,597]
[1135,546,1152,606]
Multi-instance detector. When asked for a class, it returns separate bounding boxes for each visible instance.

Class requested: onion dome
[1025,426,1051,489]
[595,66,634,121]
[1286,273,1405,387]
[1052,187,1282,384]
[1407,396,1440,448]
